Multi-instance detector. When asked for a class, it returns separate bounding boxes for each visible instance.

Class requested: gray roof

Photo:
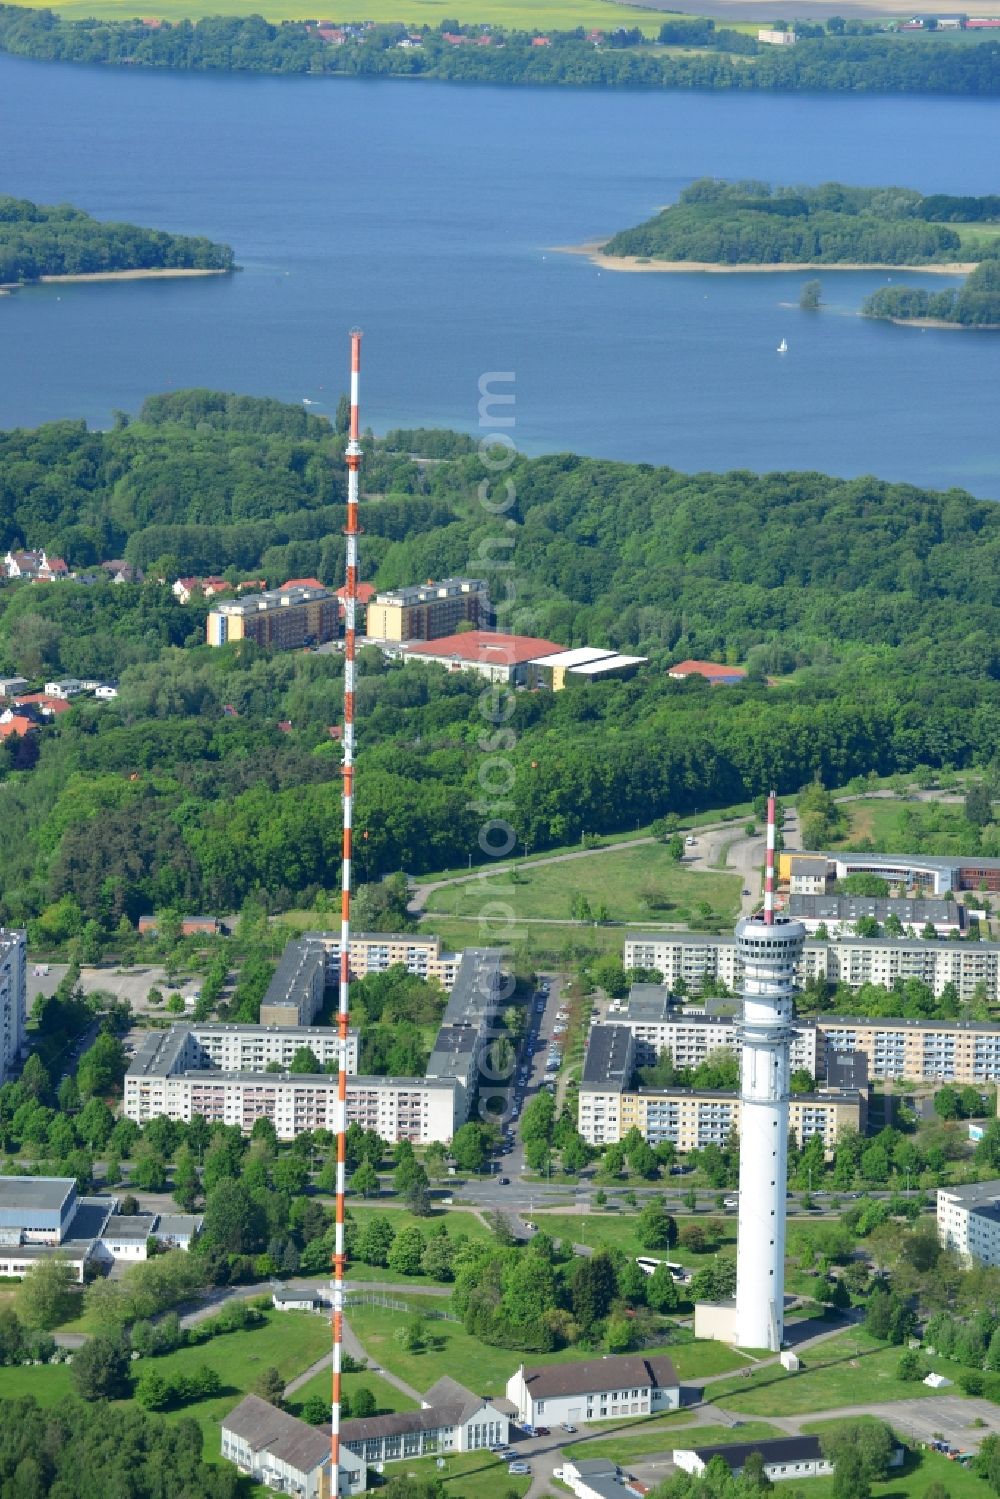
[103,1214,155,1241]
[582,1026,634,1091]
[520,1353,678,1400]
[128,1027,192,1079]
[681,1436,825,1469]
[571,1459,619,1476]
[789,895,957,923]
[341,1383,499,1443]
[821,1013,1000,1033]
[825,1049,869,1091]
[373,578,486,605]
[426,1023,478,1076]
[789,856,830,875]
[940,1179,1000,1208]
[625,987,673,1022]
[213,585,331,616]
[0,1176,76,1213]
[422,1376,478,1406]
[223,1394,331,1475]
[441,949,503,1029]
[260,937,326,1015]
[154,1213,202,1238]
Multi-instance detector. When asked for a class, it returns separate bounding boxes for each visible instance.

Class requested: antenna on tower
[332,327,362,1499]
[764,789,776,926]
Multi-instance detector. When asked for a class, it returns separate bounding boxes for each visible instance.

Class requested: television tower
[332,328,362,1497]
[733,792,805,1352]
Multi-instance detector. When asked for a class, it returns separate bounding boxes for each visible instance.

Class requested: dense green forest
[1,390,999,934]
[1,7,1000,96]
[603,180,1000,266]
[0,196,234,284]
[863,259,1000,327]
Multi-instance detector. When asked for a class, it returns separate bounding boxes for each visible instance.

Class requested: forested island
[0,195,234,286]
[2,6,1000,98]
[598,180,1000,270]
[0,391,998,927]
[863,259,1000,328]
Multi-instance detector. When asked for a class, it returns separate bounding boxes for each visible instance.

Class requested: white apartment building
[610,985,817,1075]
[0,930,26,1086]
[623,932,1000,1006]
[192,1022,359,1074]
[578,1023,862,1153]
[507,1353,679,1427]
[937,1180,1000,1267]
[817,1015,1000,1084]
[124,1025,458,1142]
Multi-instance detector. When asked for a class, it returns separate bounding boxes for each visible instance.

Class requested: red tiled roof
[280,578,324,591]
[406,631,564,667]
[668,659,746,679]
[0,716,35,739]
[14,694,72,714]
[335,582,376,603]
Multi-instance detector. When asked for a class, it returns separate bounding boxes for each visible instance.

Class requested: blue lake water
[1,52,999,494]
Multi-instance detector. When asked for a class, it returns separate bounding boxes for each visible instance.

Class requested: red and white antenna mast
[332,327,362,1497]
[764,789,776,925]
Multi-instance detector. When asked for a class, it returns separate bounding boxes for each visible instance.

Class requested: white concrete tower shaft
[734,793,804,1352]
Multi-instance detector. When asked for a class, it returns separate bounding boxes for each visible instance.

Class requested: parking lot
[27,962,201,1014]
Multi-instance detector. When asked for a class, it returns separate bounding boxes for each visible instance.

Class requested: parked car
[535,1426,550,1436]
[508,1462,530,1475]
[561,1424,577,1434]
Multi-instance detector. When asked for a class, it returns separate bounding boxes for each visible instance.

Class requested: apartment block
[259,938,328,1026]
[365,578,488,643]
[206,585,337,650]
[938,1180,1000,1267]
[577,1024,862,1154]
[192,1022,359,1074]
[815,1014,1000,1084]
[623,932,1000,1005]
[302,930,463,990]
[0,930,25,1085]
[124,1027,456,1143]
[607,984,818,1075]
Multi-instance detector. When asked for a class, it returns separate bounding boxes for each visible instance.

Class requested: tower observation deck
[733,911,805,1351]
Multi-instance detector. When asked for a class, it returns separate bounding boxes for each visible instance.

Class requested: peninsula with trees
[0,195,235,288]
[593,180,1000,273]
[863,259,1000,328]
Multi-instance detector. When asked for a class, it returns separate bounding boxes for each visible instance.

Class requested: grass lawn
[34,0,672,29]
[565,1418,782,1463]
[798,1445,989,1499]
[390,1449,531,1499]
[835,798,978,858]
[348,1200,495,1246]
[708,1331,944,1416]
[535,1211,738,1266]
[425,845,741,926]
[286,1365,416,1419]
[0,1310,332,1465]
[345,1303,694,1401]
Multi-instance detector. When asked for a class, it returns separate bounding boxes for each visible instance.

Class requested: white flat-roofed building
[192,1022,358,1074]
[788,894,964,938]
[0,930,26,1085]
[607,987,817,1075]
[526,647,647,690]
[507,1352,679,1427]
[0,1175,77,1244]
[623,931,1000,1007]
[938,1180,1000,1266]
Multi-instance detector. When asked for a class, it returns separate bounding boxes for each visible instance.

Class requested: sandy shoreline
[876,315,1000,330]
[556,242,977,275]
[1,267,230,291]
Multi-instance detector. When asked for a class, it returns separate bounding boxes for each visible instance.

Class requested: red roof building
[281,578,325,592]
[668,659,747,685]
[0,716,36,740]
[14,694,72,715]
[404,630,564,685]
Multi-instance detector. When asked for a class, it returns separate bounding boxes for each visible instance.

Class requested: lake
[1,52,999,495]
